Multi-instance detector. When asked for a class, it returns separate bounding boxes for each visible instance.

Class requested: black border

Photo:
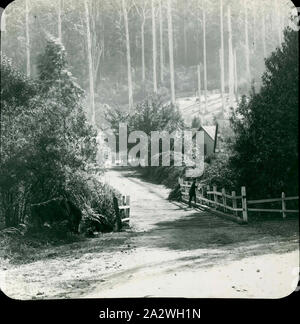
[0,0,299,322]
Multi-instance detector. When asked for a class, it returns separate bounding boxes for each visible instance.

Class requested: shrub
[168,184,182,201]
[229,28,298,198]
[201,156,237,191]
[0,38,121,237]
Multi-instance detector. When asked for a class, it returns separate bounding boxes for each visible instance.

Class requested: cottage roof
[198,125,217,141]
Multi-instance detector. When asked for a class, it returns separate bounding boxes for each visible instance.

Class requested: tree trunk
[220,0,225,118]
[233,48,238,100]
[101,8,105,67]
[122,0,133,111]
[219,49,225,118]
[90,2,102,91]
[228,6,234,107]
[167,0,175,104]
[202,0,208,113]
[152,0,157,93]
[276,0,282,45]
[84,0,96,125]
[197,64,202,116]
[159,0,164,83]
[262,12,267,58]
[58,0,62,41]
[244,0,251,83]
[252,5,256,51]
[25,0,31,77]
[183,2,188,65]
[93,45,102,90]
[141,20,145,84]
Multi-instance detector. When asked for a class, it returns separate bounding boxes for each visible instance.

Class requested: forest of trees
[0,0,298,232]
[1,0,295,128]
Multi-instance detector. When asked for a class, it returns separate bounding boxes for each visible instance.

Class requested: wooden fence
[179,180,298,223]
[118,195,130,224]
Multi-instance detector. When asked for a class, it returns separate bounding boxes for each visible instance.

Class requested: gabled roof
[198,125,217,141]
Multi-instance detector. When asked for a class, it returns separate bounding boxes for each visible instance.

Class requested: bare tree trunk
[141,20,145,84]
[122,0,133,111]
[152,0,157,93]
[25,0,31,77]
[219,49,225,118]
[271,6,275,32]
[167,0,175,104]
[233,48,238,100]
[244,0,251,83]
[202,0,208,113]
[196,19,200,63]
[90,1,102,91]
[183,1,188,66]
[220,0,225,118]
[84,0,95,125]
[228,6,234,106]
[197,64,202,116]
[262,12,267,58]
[276,0,282,45]
[252,5,256,51]
[159,0,164,83]
[58,0,62,41]
[101,8,105,67]
[93,44,102,90]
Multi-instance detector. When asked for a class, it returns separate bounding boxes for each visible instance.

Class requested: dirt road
[1,169,299,299]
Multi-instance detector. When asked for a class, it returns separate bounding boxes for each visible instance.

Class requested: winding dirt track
[1,169,299,299]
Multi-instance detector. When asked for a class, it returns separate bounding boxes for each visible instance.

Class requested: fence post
[126,195,130,218]
[241,186,248,223]
[282,192,286,219]
[222,188,226,212]
[213,186,217,210]
[232,191,237,217]
[197,185,201,205]
[206,185,210,207]
[113,196,122,231]
[180,183,184,196]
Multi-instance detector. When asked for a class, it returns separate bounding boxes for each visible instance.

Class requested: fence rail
[179,180,299,223]
[119,195,130,224]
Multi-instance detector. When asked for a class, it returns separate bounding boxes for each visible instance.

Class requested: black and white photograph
[0,0,299,302]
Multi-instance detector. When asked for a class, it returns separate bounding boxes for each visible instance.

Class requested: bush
[201,156,237,191]
[168,184,182,201]
[229,28,298,198]
[52,170,122,236]
[0,38,122,237]
[138,165,185,189]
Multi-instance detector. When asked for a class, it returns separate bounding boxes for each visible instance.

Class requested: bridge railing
[179,180,298,223]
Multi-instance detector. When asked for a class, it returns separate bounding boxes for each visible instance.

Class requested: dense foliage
[0,38,118,233]
[228,28,298,198]
[129,96,184,133]
[106,95,185,158]
[197,28,299,199]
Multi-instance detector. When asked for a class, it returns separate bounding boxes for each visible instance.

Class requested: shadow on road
[129,206,299,264]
